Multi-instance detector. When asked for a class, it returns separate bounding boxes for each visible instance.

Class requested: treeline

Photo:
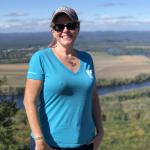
[97,73,150,88]
[101,87,150,102]
[105,46,150,56]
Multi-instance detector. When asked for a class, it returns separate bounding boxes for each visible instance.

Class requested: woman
[24,6,104,150]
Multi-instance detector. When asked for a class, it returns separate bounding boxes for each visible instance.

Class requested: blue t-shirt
[27,48,96,148]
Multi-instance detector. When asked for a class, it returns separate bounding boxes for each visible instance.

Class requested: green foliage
[0,99,18,149]
[13,110,30,150]
[0,76,7,87]
[1,77,150,149]
[101,87,150,102]
[100,120,150,150]
[97,73,150,88]
[99,88,150,150]
[0,78,30,150]
[0,100,30,150]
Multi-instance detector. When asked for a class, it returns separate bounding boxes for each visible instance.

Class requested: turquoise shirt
[27,48,96,148]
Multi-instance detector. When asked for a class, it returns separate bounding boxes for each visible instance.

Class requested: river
[98,81,150,95]
[0,81,150,109]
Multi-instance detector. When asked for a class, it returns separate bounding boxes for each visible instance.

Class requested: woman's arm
[23,79,53,149]
[23,79,43,138]
[91,85,104,149]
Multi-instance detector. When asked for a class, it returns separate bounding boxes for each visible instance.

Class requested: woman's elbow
[23,97,35,109]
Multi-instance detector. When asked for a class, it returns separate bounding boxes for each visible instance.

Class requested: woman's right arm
[23,79,53,150]
[23,79,43,139]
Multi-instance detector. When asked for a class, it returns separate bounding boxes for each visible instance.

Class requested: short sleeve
[26,51,45,80]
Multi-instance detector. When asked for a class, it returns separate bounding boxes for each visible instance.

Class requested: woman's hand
[90,134,103,150]
[35,139,56,150]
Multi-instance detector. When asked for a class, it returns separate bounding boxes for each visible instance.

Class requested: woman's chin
[60,39,73,46]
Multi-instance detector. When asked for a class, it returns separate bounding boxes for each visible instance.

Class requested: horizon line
[1,30,150,34]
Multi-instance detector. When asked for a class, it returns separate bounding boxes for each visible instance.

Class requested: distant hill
[1,31,150,49]
[0,32,51,49]
[0,31,150,63]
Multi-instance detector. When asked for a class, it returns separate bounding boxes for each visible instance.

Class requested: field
[0,63,28,87]
[91,51,150,79]
[0,51,150,87]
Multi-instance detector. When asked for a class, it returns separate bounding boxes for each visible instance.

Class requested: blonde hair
[48,36,56,48]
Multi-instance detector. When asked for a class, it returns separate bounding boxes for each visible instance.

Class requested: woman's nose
[63,26,68,32]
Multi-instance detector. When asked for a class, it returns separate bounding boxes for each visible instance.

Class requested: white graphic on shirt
[86,69,93,79]
[28,72,37,75]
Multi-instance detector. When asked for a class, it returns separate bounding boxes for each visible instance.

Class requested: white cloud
[0,18,50,33]
[1,15,150,32]
[97,2,124,8]
[5,12,28,17]
[80,16,150,31]
[98,15,135,20]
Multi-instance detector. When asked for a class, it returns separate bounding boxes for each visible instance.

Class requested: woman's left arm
[91,85,104,150]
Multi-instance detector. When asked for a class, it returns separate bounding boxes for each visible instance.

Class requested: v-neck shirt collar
[48,48,83,75]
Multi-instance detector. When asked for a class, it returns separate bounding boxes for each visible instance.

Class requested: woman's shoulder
[32,48,48,57]
[76,49,93,62]
[32,48,49,56]
[28,48,50,64]
[76,49,92,57]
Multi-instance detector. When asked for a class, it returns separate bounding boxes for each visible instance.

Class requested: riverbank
[1,74,150,96]
[96,73,150,88]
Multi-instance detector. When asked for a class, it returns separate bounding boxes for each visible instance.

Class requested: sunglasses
[52,22,79,32]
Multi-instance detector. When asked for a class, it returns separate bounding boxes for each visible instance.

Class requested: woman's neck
[53,43,75,57]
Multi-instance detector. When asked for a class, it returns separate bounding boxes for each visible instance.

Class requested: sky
[0,0,150,33]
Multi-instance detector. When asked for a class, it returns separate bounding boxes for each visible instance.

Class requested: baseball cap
[51,6,79,25]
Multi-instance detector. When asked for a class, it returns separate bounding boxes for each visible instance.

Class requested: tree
[0,98,18,149]
[0,78,30,150]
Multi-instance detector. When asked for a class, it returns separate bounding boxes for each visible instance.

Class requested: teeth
[62,36,71,38]
[62,34,71,37]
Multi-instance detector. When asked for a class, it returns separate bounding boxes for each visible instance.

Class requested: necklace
[52,48,79,68]
[64,54,77,67]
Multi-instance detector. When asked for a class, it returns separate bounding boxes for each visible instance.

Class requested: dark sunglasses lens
[66,23,77,30]
[53,23,78,31]
[54,24,65,31]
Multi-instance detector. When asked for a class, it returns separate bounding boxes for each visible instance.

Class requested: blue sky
[0,0,150,33]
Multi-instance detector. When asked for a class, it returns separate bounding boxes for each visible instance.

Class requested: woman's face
[51,14,79,48]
